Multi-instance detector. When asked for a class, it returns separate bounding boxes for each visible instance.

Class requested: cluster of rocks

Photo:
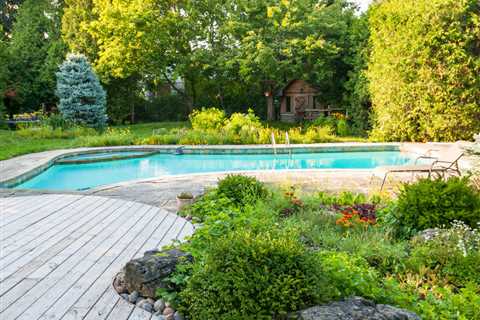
[113,249,192,320]
[288,296,420,320]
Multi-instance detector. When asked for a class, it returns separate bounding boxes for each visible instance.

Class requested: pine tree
[56,53,107,129]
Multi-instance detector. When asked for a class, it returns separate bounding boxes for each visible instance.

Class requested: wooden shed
[278,79,341,122]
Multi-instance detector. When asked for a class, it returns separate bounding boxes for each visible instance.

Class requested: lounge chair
[377,146,464,191]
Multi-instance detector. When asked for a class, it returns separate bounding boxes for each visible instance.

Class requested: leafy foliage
[6,0,65,114]
[217,174,269,206]
[368,0,480,141]
[56,54,107,129]
[390,177,480,238]
[179,228,324,319]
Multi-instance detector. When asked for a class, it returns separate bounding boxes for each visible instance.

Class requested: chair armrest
[415,155,438,165]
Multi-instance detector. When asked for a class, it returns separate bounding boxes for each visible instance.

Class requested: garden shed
[278,79,342,122]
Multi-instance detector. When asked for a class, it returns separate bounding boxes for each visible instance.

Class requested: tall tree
[62,0,97,60]
[229,0,357,110]
[0,28,8,118]
[0,0,23,36]
[368,0,480,141]
[342,13,371,134]
[7,0,66,115]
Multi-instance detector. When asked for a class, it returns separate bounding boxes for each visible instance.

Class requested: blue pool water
[15,151,413,191]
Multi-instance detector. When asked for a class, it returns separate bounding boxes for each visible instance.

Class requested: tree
[56,53,107,129]
[0,0,23,36]
[368,0,480,141]
[342,13,371,134]
[7,0,66,114]
[229,0,357,118]
[62,0,97,60]
[0,29,8,118]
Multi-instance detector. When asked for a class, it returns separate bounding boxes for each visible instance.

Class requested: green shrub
[178,229,323,319]
[16,125,95,139]
[368,0,480,141]
[391,177,480,238]
[217,175,269,206]
[180,190,237,222]
[189,107,225,131]
[316,251,383,301]
[407,221,480,287]
[76,128,135,146]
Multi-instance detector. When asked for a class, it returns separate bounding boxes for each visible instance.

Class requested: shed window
[286,96,291,113]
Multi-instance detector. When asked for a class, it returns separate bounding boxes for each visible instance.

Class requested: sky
[353,0,373,12]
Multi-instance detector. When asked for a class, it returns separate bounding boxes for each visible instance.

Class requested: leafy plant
[390,177,480,238]
[216,174,269,206]
[178,228,323,319]
[189,107,225,131]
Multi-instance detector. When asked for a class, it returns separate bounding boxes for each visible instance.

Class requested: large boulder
[124,249,192,298]
[289,296,420,320]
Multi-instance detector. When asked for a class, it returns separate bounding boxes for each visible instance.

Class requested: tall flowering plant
[334,204,377,228]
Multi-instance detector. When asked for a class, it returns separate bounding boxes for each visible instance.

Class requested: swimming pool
[14,151,414,191]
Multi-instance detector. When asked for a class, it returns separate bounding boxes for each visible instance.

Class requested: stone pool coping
[0,142,473,189]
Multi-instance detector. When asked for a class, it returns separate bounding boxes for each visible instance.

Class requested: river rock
[154,299,166,312]
[128,291,139,304]
[124,249,193,298]
[136,299,154,312]
[113,272,128,294]
[288,296,420,320]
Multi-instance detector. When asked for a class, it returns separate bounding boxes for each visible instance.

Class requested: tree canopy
[368,0,480,141]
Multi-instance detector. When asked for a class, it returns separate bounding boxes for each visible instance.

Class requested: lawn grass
[0,120,367,161]
[0,122,189,160]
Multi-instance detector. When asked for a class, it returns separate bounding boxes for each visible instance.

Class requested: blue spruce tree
[56,54,107,129]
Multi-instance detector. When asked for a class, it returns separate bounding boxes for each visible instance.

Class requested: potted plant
[176,192,194,211]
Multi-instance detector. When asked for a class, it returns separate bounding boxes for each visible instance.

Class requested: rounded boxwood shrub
[217,174,269,206]
[392,177,480,238]
[178,229,322,319]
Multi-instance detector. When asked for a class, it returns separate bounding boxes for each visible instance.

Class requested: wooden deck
[0,194,194,320]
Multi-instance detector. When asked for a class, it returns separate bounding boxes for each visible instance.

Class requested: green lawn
[0,120,367,161]
[0,122,188,161]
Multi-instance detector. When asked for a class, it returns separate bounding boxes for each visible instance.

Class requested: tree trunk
[267,95,275,121]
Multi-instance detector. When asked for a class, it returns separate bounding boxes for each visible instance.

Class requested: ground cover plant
[168,175,480,319]
[0,108,366,160]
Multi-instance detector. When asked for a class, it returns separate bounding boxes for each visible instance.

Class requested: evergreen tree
[56,53,107,129]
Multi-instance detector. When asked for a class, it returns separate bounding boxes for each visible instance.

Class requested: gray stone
[120,293,129,300]
[124,249,193,298]
[288,296,420,320]
[154,299,166,312]
[415,228,443,242]
[128,291,139,304]
[165,314,174,320]
[113,272,128,294]
[173,311,184,320]
[146,298,156,305]
[163,307,175,316]
[152,312,167,320]
[136,299,154,312]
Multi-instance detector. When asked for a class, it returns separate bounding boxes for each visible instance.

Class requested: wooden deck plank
[60,213,178,320]
[43,209,172,320]
[0,195,193,320]
[0,195,83,240]
[0,199,132,300]
[81,216,188,320]
[0,200,145,318]
[0,197,121,284]
[15,205,157,320]
[0,196,108,264]
[0,195,64,226]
